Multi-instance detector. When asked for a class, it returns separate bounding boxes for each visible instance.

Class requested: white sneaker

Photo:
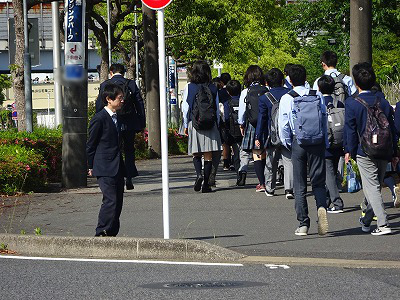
[317,207,329,236]
[394,186,400,208]
[371,225,392,236]
[295,226,309,236]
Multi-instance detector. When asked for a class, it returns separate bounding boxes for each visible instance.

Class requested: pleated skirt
[188,121,222,155]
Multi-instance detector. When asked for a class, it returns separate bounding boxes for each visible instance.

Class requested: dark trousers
[96,171,125,236]
[292,139,327,228]
[326,156,344,209]
[121,129,139,180]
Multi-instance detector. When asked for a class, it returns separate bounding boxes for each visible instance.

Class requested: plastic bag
[347,162,361,193]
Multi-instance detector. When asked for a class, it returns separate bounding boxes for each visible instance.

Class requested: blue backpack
[289,90,325,146]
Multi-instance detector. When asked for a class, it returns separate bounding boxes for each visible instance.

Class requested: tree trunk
[142,5,160,157]
[11,0,26,131]
[99,48,109,83]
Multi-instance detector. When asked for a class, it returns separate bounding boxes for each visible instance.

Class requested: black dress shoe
[202,184,212,193]
[95,230,107,237]
[236,172,247,186]
[126,179,134,190]
[194,176,203,192]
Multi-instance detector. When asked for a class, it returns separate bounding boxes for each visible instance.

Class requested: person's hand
[184,128,188,136]
[255,140,260,148]
[344,153,350,164]
[88,169,93,177]
[240,126,245,136]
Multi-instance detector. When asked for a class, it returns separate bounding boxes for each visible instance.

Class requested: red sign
[142,0,173,10]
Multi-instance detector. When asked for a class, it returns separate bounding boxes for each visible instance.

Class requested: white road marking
[264,264,290,270]
[0,255,243,267]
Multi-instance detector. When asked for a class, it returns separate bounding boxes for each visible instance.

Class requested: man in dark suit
[88,83,126,237]
[96,64,146,190]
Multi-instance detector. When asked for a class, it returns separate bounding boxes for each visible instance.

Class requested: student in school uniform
[238,65,268,192]
[182,61,222,193]
[87,83,126,237]
[318,75,345,213]
[255,68,293,198]
[279,64,329,236]
[345,62,397,235]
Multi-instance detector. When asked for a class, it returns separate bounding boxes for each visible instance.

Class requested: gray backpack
[327,99,345,149]
[331,73,349,104]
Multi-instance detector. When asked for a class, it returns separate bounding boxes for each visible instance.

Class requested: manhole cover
[140,281,267,290]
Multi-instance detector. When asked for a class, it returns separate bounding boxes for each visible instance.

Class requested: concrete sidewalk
[1,156,399,262]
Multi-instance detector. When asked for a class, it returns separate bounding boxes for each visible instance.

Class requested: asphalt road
[1,156,400,261]
[1,256,399,300]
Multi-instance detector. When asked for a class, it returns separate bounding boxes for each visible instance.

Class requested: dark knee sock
[193,156,202,178]
[254,160,265,185]
[203,161,213,186]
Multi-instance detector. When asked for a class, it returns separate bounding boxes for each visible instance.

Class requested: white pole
[157,9,170,239]
[107,0,112,67]
[47,92,50,127]
[52,1,62,127]
[135,5,140,87]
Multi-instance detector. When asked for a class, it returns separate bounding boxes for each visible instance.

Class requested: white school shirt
[313,69,357,96]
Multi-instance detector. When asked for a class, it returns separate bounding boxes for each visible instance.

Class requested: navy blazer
[255,87,289,142]
[87,109,125,177]
[344,91,397,160]
[95,75,146,132]
[394,102,400,135]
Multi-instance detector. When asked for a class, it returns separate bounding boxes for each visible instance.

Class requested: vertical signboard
[64,0,85,81]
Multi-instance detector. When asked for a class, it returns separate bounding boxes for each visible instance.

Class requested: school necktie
[111,114,118,130]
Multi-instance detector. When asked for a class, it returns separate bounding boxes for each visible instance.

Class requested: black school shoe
[194,176,203,192]
[126,179,134,190]
[236,172,247,186]
[202,184,213,193]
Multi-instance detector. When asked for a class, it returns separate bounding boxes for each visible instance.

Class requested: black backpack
[192,84,217,130]
[228,97,242,140]
[245,85,268,128]
[331,73,349,104]
[327,99,345,149]
[113,79,136,116]
[356,97,393,160]
[265,92,282,147]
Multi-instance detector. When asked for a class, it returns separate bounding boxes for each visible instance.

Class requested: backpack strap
[265,92,278,105]
[288,90,299,98]
[308,90,317,96]
[355,96,370,108]
[337,73,346,81]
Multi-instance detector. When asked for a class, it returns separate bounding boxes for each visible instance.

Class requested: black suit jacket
[87,109,125,177]
[95,75,146,132]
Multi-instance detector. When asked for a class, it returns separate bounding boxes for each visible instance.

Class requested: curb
[0,234,245,262]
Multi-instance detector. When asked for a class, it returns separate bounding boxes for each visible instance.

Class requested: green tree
[0,75,12,106]
[284,0,400,83]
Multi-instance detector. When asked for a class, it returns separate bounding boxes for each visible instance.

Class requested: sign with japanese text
[64,0,86,80]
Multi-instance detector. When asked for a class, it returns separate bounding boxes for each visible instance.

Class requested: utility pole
[62,0,88,188]
[52,1,62,127]
[23,0,33,132]
[350,0,372,71]
[143,5,161,156]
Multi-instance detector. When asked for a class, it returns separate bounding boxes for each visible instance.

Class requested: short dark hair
[102,83,124,106]
[265,68,284,88]
[226,80,241,97]
[220,73,232,85]
[288,64,306,87]
[110,63,126,76]
[189,61,212,84]
[243,65,265,88]
[352,62,376,91]
[317,75,335,94]
[284,63,294,75]
[320,51,338,68]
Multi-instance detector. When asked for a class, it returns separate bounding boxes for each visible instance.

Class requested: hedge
[0,144,47,195]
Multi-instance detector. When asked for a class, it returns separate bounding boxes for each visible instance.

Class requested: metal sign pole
[157,8,170,240]
[107,0,112,67]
